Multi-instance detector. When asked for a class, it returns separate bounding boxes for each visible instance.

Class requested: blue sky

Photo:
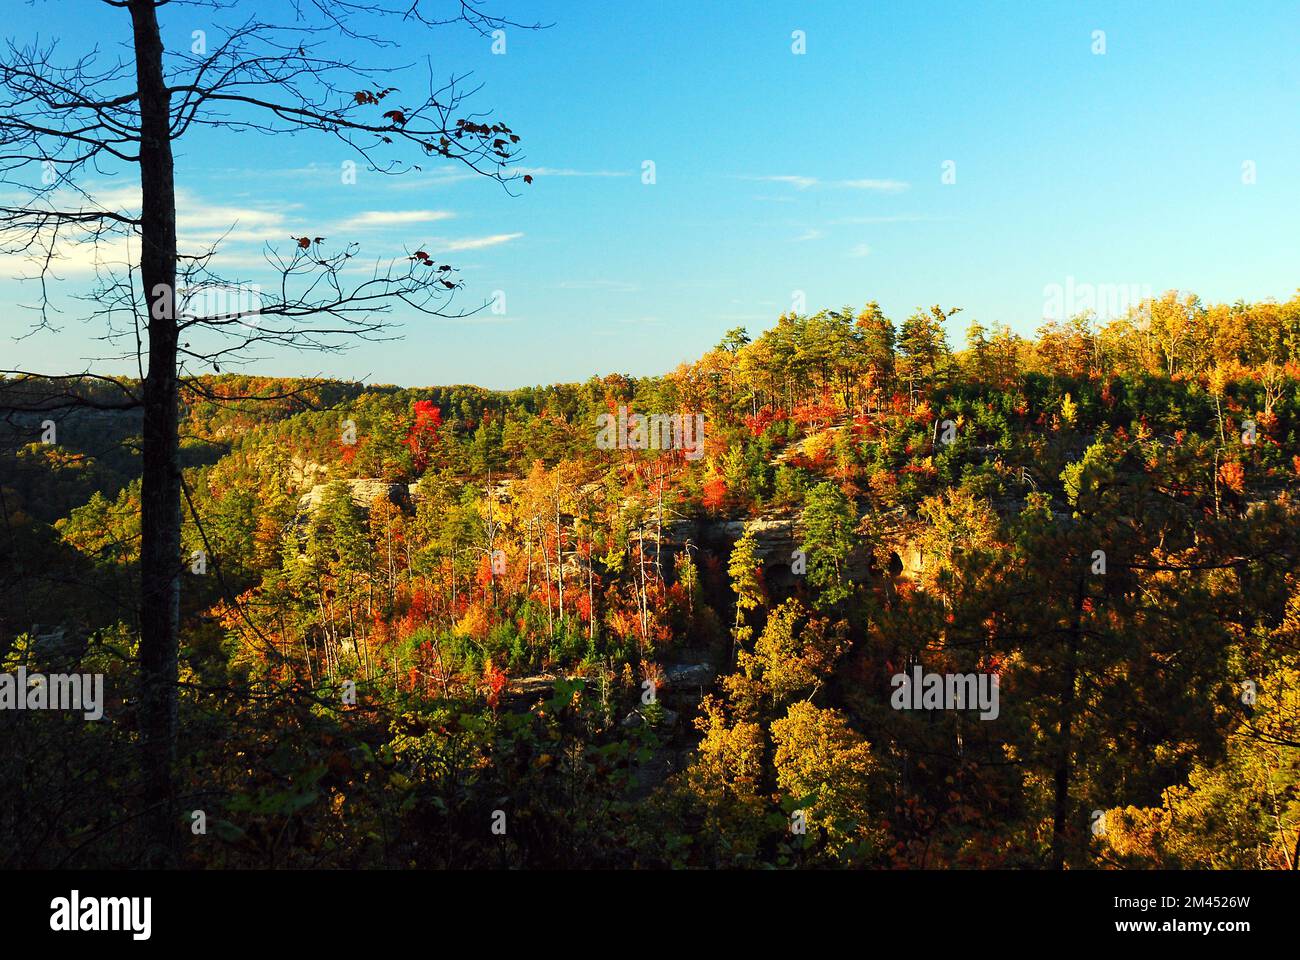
[3,0,1299,389]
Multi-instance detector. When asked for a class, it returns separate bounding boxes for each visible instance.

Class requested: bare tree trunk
[586,508,595,644]
[525,521,533,598]
[654,467,664,584]
[386,518,395,602]
[555,497,564,623]
[130,0,180,866]
[637,526,649,644]
[540,522,554,638]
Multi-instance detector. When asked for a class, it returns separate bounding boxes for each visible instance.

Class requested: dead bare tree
[0,0,537,862]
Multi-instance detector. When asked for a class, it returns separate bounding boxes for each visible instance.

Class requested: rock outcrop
[288,456,329,489]
[294,474,933,585]
[297,479,410,516]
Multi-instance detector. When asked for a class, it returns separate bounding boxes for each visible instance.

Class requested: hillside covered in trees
[3,290,1300,869]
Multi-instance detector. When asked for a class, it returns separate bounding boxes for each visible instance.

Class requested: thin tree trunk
[654,468,664,584]
[555,496,564,623]
[131,0,180,866]
[525,521,532,597]
[540,523,554,638]
[636,528,644,641]
[587,516,595,643]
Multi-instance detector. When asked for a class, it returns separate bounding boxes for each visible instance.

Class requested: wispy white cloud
[336,209,455,230]
[516,167,631,178]
[0,183,295,278]
[794,228,824,242]
[179,197,293,246]
[0,230,138,279]
[441,232,523,251]
[199,250,284,271]
[209,163,338,182]
[740,174,910,193]
[0,176,525,291]
[385,164,625,189]
[52,184,295,247]
[78,184,142,212]
[739,174,818,189]
[386,167,482,190]
[848,243,872,258]
[180,201,287,231]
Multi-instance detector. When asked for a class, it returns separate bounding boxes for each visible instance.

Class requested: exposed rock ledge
[507,661,717,700]
[297,479,409,516]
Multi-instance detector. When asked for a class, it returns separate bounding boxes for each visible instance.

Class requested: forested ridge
[3,289,1300,869]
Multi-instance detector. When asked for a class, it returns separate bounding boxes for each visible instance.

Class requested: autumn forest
[4,291,1300,869]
